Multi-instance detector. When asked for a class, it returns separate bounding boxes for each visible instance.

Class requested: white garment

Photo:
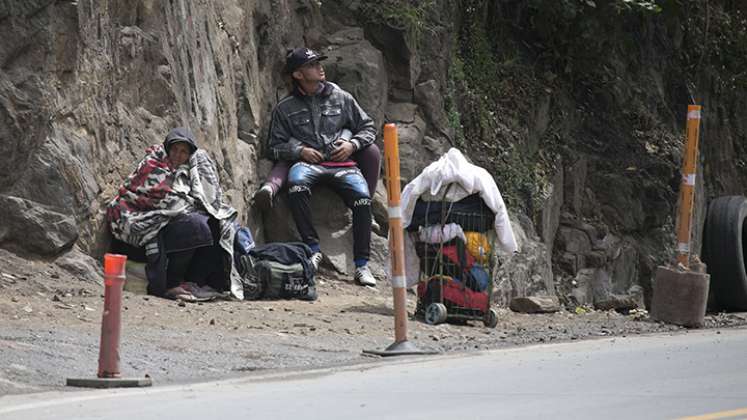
[419,182,471,203]
[401,148,518,254]
[417,223,466,244]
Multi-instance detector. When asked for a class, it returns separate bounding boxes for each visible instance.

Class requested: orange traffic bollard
[98,253,127,377]
[363,124,435,356]
[651,105,709,328]
[384,124,409,343]
[66,253,152,388]
[675,105,702,267]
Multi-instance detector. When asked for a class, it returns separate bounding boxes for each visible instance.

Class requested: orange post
[362,124,435,356]
[98,253,127,378]
[384,123,408,343]
[67,252,151,387]
[675,105,702,267]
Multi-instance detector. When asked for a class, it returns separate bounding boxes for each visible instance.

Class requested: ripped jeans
[287,162,371,262]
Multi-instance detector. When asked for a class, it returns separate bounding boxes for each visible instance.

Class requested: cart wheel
[425,303,448,325]
[483,308,498,328]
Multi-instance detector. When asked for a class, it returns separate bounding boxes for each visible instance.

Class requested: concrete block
[651,265,709,328]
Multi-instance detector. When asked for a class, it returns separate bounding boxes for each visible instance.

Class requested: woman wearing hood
[107,127,244,301]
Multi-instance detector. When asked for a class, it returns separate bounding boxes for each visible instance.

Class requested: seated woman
[107,127,244,300]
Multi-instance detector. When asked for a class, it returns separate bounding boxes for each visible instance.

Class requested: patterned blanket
[107,145,244,299]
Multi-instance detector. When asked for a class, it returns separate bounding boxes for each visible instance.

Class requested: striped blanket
[107,145,244,299]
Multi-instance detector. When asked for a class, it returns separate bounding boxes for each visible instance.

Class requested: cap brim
[287,54,329,74]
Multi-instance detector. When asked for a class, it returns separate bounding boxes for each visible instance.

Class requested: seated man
[268,47,377,286]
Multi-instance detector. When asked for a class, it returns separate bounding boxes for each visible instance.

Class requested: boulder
[323,28,388,128]
[493,215,556,307]
[555,227,592,254]
[0,195,78,256]
[358,20,420,96]
[414,79,451,139]
[384,105,449,183]
[385,102,418,123]
[55,248,103,284]
[571,268,595,306]
[594,285,644,312]
[509,296,561,314]
[578,267,644,311]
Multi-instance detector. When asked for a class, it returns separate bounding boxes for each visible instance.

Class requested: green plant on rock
[357,0,437,46]
[448,0,556,212]
[494,143,557,215]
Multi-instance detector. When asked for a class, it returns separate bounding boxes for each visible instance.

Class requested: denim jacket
[267,82,377,161]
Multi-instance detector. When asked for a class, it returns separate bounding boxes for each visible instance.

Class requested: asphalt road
[2,328,746,420]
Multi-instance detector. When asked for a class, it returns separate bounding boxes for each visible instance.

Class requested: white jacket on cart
[395,148,518,286]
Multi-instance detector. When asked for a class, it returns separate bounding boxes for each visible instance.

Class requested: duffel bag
[239,242,317,301]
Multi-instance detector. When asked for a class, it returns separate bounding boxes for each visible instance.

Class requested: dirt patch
[1,248,746,396]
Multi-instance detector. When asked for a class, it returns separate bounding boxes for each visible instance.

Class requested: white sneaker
[310,252,324,271]
[354,265,376,286]
[253,184,274,209]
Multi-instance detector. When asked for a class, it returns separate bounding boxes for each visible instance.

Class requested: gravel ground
[2,249,746,397]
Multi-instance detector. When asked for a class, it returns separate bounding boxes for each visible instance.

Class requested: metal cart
[411,185,499,328]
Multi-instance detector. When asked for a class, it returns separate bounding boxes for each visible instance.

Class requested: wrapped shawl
[107,136,244,299]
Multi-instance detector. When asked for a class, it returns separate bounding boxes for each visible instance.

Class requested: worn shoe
[164,285,196,302]
[181,282,223,301]
[354,265,376,287]
[310,252,324,271]
[178,282,219,302]
[252,184,274,209]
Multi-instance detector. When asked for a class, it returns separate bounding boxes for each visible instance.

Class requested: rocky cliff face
[1,0,273,257]
[1,0,744,308]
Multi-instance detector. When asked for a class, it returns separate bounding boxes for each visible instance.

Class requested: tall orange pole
[362,124,435,356]
[67,252,152,388]
[98,253,127,378]
[675,105,702,267]
[383,123,408,343]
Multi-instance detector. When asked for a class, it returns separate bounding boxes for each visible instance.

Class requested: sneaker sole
[355,277,377,287]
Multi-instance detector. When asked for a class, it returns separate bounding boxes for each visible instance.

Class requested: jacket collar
[292,81,333,98]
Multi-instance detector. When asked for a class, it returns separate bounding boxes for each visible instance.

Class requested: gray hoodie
[163,127,198,154]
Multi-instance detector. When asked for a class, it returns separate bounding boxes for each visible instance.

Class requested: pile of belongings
[397,148,519,288]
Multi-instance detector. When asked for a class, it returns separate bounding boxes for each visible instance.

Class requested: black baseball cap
[285,47,328,73]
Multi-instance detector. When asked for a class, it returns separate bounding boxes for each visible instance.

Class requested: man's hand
[300,147,323,163]
[330,141,355,162]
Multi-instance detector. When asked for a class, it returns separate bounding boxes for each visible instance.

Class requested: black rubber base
[66,377,152,388]
[362,340,439,357]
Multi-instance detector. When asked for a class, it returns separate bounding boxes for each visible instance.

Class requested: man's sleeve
[267,108,304,161]
[345,94,377,150]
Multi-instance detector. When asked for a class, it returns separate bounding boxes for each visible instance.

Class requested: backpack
[238,242,317,301]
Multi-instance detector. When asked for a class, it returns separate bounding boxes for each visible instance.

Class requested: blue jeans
[287,162,371,262]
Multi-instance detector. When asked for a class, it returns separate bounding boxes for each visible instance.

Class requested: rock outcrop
[2,0,745,308]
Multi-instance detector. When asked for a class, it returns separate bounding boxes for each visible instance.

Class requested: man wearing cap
[267,47,377,286]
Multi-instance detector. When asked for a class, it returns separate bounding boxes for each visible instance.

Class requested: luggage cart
[411,186,499,328]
